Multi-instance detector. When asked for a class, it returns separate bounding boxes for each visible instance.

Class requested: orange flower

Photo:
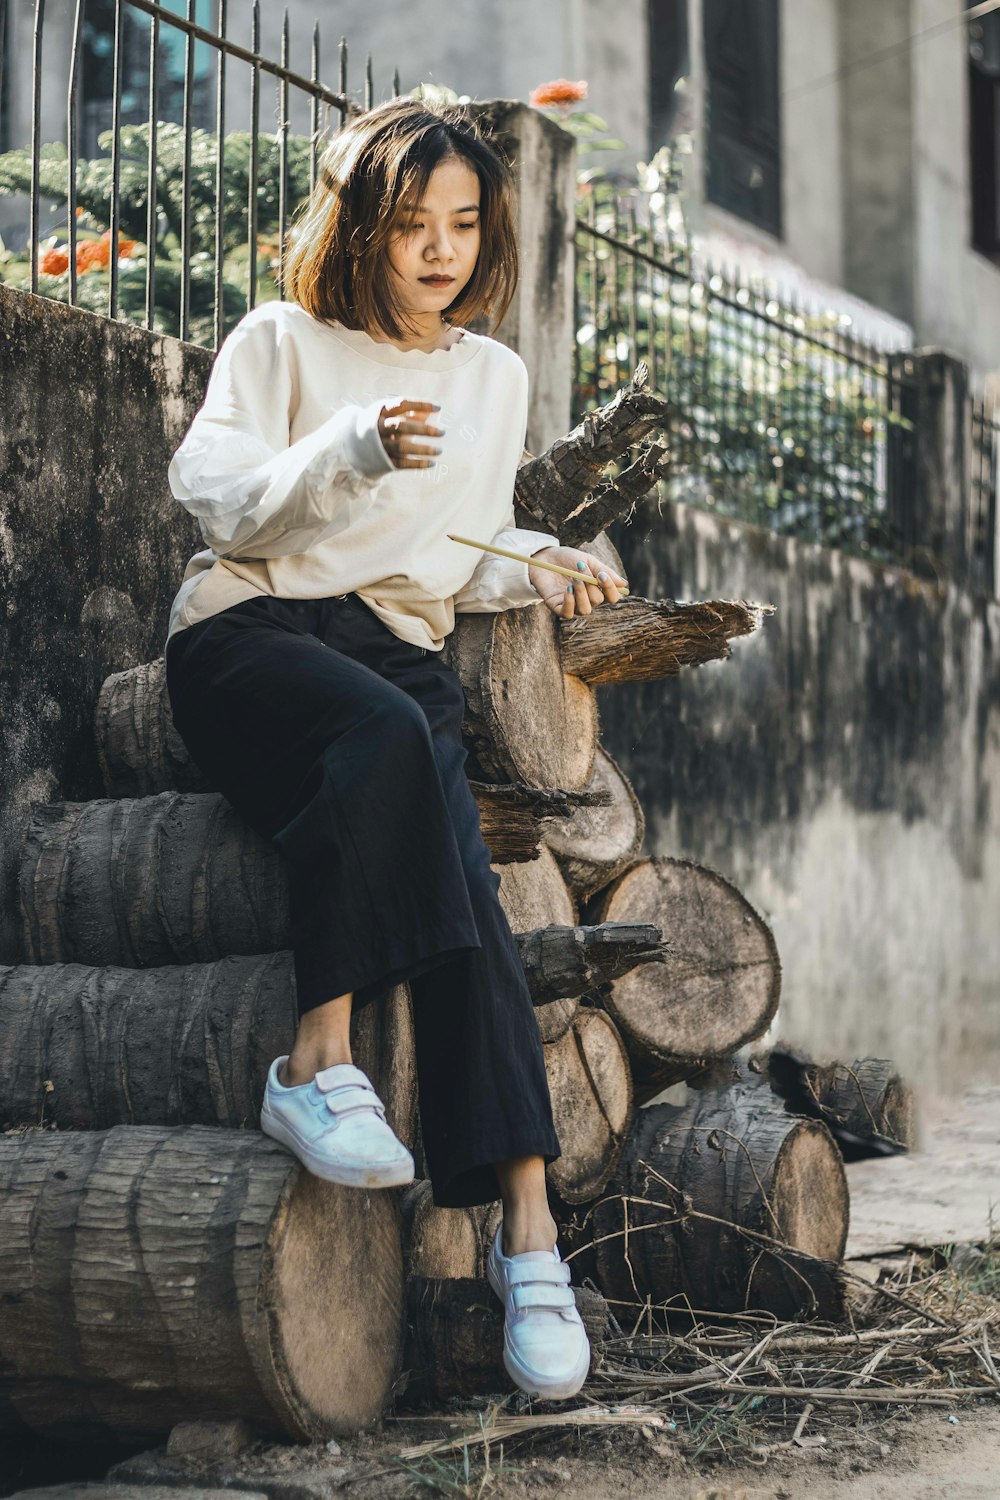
[77,238,110,273]
[76,230,138,273]
[529,78,588,108]
[40,246,69,276]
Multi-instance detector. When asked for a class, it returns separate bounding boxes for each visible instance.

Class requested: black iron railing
[574,189,923,567]
[7,0,398,347]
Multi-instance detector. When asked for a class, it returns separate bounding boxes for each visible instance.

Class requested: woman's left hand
[527,546,628,618]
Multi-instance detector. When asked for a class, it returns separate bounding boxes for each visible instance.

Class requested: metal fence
[573,188,927,568]
[8,0,397,348]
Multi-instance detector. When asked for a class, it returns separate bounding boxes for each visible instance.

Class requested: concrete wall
[599,499,1000,1097]
[0,285,210,967]
[909,0,1000,385]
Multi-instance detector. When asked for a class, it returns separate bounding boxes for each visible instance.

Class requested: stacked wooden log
[1,362,846,1447]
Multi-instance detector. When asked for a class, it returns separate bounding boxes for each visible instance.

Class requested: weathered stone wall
[600,500,1000,1095]
[0,285,210,965]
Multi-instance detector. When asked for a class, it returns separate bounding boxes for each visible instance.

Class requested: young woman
[164,96,626,1402]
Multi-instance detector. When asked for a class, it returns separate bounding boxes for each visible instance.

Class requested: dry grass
[384,1238,1000,1489]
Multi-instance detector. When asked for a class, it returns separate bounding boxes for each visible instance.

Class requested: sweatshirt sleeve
[452,521,561,612]
[452,357,560,613]
[167,311,395,559]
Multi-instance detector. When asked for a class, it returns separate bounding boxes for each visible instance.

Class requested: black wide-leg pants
[164,591,561,1207]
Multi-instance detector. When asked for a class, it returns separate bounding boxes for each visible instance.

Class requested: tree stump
[400,1180,502,1280]
[0,1126,403,1442]
[400,1277,609,1406]
[592,1088,849,1322]
[543,1008,633,1203]
[587,857,781,1099]
[542,745,646,903]
[765,1050,917,1154]
[441,606,599,788]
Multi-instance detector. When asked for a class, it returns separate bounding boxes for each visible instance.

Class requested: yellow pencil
[447,534,630,596]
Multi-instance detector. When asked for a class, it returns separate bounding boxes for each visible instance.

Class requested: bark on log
[815,1057,916,1150]
[97,658,207,797]
[543,1008,633,1204]
[542,744,645,903]
[591,1089,849,1323]
[587,858,781,1101]
[400,1277,609,1406]
[517,922,668,1013]
[0,924,661,1130]
[766,1051,917,1154]
[18,794,624,990]
[400,1180,502,1280]
[558,596,774,686]
[0,951,416,1142]
[470,779,613,862]
[18,794,288,968]
[0,1126,404,1442]
[513,362,671,545]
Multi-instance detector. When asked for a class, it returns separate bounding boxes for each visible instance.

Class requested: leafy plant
[0,122,315,342]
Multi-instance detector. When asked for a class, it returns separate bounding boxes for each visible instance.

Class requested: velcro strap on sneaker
[315,1063,376,1094]
[507,1260,572,1290]
[322,1086,386,1121]
[510,1281,577,1312]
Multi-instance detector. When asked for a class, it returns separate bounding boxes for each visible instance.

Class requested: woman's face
[385,154,482,318]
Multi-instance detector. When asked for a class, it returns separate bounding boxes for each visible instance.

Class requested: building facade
[1,0,998,380]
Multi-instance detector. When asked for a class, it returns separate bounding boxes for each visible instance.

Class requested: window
[968,0,1000,260]
[648,0,690,153]
[703,0,781,236]
[79,0,215,158]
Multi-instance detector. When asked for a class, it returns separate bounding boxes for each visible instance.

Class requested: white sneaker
[260,1057,414,1189]
[486,1224,591,1400]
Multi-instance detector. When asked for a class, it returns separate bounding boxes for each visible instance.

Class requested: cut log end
[591,858,781,1096]
[269,1169,404,1435]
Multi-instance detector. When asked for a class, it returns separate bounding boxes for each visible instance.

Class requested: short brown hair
[283,97,519,340]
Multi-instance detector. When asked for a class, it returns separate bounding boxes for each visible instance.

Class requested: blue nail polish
[598,571,607,580]
[566,584,573,591]
[577,560,586,569]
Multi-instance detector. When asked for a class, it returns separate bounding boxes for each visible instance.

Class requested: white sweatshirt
[165,300,560,652]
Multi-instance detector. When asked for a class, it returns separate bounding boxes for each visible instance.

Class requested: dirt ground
[4,1086,1000,1500]
[374,1400,1000,1499]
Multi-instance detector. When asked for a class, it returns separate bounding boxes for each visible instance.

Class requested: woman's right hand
[378,399,444,469]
